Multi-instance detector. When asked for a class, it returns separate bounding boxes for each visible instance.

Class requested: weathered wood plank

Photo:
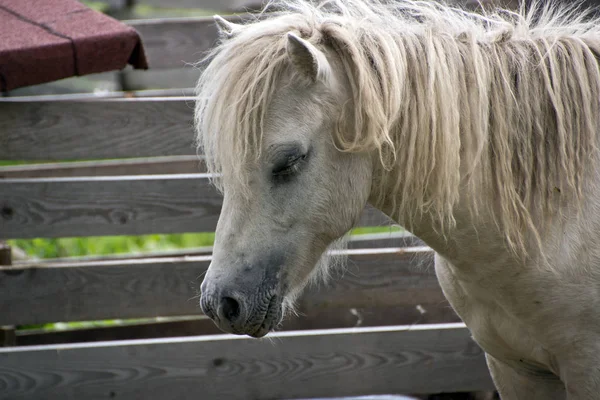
[128,17,222,70]
[0,175,392,239]
[0,156,204,178]
[0,174,219,238]
[5,91,125,101]
[5,88,194,101]
[0,247,438,326]
[0,98,195,160]
[15,304,460,346]
[0,324,494,399]
[121,67,200,90]
[300,248,436,312]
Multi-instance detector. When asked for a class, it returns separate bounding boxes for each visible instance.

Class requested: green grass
[81,1,109,12]
[81,1,226,20]
[9,233,215,259]
[0,160,32,166]
[351,226,402,235]
[132,4,219,18]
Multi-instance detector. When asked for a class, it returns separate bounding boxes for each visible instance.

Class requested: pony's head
[195,11,376,337]
[195,0,600,337]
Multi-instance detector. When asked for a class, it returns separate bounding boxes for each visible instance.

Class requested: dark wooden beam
[0,241,11,266]
[0,242,15,347]
[0,247,439,326]
[16,304,461,346]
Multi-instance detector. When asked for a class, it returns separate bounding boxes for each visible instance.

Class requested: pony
[194,0,600,398]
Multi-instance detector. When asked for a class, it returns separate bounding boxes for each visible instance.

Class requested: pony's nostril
[221,296,241,322]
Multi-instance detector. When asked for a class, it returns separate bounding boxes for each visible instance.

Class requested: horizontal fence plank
[121,67,200,90]
[0,175,392,239]
[16,304,461,346]
[0,156,204,178]
[0,98,195,160]
[0,324,494,399]
[128,17,223,70]
[4,88,195,100]
[0,174,219,239]
[0,247,438,326]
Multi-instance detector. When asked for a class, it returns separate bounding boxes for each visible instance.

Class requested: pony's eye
[272,154,307,178]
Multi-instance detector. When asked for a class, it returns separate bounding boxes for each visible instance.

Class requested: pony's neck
[369,160,519,265]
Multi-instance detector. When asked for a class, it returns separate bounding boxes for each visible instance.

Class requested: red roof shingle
[0,0,148,92]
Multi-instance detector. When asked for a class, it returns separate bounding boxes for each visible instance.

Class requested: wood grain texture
[0,324,494,399]
[0,175,221,239]
[128,17,222,70]
[0,247,438,326]
[0,175,392,239]
[0,156,204,178]
[0,98,195,160]
[302,249,437,311]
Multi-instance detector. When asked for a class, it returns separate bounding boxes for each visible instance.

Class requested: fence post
[0,241,16,346]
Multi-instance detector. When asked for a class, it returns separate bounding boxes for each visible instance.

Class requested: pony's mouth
[248,295,283,338]
[200,270,288,338]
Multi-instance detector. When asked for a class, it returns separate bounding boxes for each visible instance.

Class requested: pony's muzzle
[200,273,283,338]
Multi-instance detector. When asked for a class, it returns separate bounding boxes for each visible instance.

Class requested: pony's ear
[286,32,330,82]
[214,15,241,39]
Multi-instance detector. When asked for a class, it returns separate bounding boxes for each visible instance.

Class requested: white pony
[195,1,600,398]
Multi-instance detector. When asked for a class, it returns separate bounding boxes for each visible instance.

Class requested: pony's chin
[249,325,272,338]
[247,296,284,338]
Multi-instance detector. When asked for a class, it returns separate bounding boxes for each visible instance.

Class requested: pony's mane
[195,0,600,255]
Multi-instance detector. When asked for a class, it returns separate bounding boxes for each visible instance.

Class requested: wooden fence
[0,1,497,399]
[3,0,519,96]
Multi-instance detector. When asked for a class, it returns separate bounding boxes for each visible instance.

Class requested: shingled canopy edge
[0,0,148,92]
